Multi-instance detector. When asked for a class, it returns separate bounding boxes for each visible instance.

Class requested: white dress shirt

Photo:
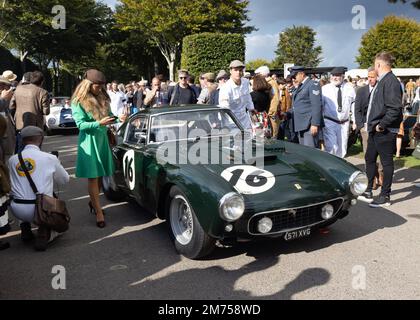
[108,90,126,117]
[8,145,69,222]
[219,78,254,130]
[322,82,356,122]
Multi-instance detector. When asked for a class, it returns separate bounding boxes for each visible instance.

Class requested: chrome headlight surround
[349,171,368,196]
[219,192,245,222]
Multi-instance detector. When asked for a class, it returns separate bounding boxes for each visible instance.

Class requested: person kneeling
[8,126,69,251]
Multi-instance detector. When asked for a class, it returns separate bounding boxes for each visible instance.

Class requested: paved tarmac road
[1,133,420,300]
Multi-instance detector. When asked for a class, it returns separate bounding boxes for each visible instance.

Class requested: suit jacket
[367,72,403,133]
[292,78,322,132]
[354,84,370,130]
[10,84,50,130]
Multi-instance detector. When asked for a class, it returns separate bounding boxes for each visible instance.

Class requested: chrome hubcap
[170,195,193,245]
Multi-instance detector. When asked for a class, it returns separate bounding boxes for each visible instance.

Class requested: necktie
[337,85,343,113]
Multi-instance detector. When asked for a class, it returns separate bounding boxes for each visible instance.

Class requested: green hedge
[181,33,245,80]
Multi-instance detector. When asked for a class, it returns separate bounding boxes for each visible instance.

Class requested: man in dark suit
[290,66,323,148]
[359,52,403,208]
[354,67,383,190]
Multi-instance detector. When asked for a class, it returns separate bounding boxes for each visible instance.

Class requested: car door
[113,115,149,206]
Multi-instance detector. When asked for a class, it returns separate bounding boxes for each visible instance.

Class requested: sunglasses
[179,77,188,80]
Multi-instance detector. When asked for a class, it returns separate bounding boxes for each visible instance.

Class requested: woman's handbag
[18,153,70,233]
[107,126,117,147]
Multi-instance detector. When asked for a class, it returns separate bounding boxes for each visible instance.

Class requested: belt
[11,198,36,204]
[324,116,349,125]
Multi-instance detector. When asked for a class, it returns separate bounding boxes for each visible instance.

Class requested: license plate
[284,228,311,241]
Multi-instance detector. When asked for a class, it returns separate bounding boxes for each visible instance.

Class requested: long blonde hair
[71,79,111,121]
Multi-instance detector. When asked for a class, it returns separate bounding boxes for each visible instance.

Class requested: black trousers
[365,131,397,197]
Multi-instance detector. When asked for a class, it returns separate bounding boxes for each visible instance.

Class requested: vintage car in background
[45,96,77,134]
[102,106,368,259]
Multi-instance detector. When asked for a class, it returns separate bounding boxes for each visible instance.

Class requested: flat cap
[229,60,246,69]
[255,66,270,76]
[216,70,229,80]
[21,126,44,138]
[330,67,348,75]
[203,72,216,82]
[84,69,106,85]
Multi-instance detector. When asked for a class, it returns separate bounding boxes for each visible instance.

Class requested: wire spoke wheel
[170,195,194,245]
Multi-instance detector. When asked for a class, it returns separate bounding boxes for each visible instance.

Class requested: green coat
[72,102,115,179]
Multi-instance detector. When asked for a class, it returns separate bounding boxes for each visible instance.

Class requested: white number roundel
[123,150,136,190]
[221,165,275,195]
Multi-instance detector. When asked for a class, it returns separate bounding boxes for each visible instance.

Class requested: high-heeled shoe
[89,202,105,215]
[96,221,106,229]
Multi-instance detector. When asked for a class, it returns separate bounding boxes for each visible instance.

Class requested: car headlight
[349,171,368,196]
[219,193,245,222]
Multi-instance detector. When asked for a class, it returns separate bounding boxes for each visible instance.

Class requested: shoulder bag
[18,152,70,233]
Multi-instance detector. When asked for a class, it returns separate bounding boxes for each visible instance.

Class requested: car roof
[137,105,227,116]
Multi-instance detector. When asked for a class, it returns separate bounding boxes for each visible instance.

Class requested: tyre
[102,176,125,202]
[167,186,216,259]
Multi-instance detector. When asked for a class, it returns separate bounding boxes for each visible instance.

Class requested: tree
[356,16,420,68]
[273,26,322,68]
[0,0,113,94]
[115,0,255,81]
[182,33,245,78]
[388,0,420,9]
[246,59,272,71]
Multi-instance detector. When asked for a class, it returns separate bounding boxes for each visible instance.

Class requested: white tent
[346,68,420,79]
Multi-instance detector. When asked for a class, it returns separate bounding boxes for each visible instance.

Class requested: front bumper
[220,197,353,240]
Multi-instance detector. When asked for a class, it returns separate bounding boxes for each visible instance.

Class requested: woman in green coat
[71,70,126,228]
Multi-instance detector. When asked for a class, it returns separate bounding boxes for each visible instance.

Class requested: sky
[103,0,419,69]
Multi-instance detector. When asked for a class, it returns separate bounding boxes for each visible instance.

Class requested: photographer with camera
[144,77,167,108]
[8,126,69,251]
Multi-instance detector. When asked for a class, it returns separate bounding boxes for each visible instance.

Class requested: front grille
[248,198,344,235]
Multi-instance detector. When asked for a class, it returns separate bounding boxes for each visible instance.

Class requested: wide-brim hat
[1,70,17,82]
[0,76,11,86]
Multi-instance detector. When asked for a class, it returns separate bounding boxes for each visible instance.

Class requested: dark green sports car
[103,106,368,259]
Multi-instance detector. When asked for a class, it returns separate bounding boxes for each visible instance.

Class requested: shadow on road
[128,254,331,300]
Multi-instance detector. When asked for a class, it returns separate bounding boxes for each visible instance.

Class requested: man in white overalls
[322,67,356,158]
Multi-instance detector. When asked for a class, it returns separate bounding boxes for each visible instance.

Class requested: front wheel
[167,186,215,259]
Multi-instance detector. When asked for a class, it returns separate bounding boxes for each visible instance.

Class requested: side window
[125,116,149,145]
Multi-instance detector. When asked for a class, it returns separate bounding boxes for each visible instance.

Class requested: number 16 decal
[123,150,136,190]
[221,165,275,195]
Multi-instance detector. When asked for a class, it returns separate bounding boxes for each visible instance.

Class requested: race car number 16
[123,150,136,190]
[221,165,275,195]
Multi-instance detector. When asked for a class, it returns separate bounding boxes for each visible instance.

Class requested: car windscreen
[150,110,240,143]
